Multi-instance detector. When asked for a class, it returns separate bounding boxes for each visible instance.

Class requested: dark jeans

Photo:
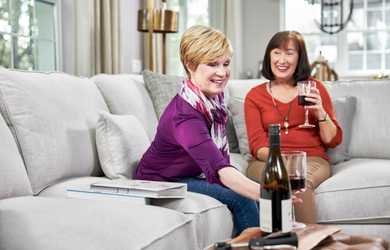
[181,177,259,235]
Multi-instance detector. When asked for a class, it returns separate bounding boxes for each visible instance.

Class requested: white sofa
[227,78,390,242]
[0,67,389,250]
[0,68,233,250]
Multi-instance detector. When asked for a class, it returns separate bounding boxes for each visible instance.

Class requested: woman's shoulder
[245,81,269,99]
[310,77,327,90]
[169,95,205,121]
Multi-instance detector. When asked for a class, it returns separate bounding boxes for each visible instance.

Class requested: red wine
[259,124,292,234]
[298,95,315,106]
[289,176,305,191]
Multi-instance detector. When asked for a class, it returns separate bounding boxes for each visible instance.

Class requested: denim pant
[181,178,259,235]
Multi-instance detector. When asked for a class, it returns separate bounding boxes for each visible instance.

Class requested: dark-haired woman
[244,31,343,223]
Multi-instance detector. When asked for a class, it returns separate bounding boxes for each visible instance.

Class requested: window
[167,0,209,76]
[0,0,59,71]
[284,0,390,77]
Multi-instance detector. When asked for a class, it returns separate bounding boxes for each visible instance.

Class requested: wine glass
[297,80,316,128]
[281,151,307,229]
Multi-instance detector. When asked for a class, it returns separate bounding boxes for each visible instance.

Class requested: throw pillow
[142,70,184,118]
[327,96,357,164]
[229,97,251,159]
[96,112,150,179]
[0,113,33,199]
[142,70,240,153]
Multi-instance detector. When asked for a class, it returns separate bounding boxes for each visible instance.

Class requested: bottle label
[282,198,292,232]
[259,198,292,233]
[259,198,272,232]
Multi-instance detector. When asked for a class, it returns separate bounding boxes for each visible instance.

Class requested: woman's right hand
[292,190,304,204]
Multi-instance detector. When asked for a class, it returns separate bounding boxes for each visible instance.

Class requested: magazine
[90,179,187,198]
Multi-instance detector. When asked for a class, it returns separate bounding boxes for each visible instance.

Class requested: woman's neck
[271,78,295,87]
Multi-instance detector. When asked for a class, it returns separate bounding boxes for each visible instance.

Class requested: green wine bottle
[259,124,292,233]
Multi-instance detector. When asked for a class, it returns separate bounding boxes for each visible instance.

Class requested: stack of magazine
[89,179,187,199]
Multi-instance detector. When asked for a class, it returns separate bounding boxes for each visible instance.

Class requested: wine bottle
[259,124,292,234]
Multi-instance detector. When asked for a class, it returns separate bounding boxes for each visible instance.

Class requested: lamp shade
[137,9,178,33]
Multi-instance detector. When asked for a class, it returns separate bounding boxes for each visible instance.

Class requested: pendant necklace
[268,81,293,135]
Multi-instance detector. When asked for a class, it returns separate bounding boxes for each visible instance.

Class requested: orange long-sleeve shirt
[244,79,342,161]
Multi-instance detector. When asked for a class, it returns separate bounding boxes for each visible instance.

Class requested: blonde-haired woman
[135,25,260,234]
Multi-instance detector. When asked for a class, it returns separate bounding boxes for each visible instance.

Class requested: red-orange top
[244,79,342,161]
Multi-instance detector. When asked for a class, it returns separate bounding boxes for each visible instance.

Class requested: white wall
[242,0,280,78]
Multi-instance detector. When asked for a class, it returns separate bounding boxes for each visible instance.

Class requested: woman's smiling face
[270,39,299,82]
[188,54,231,97]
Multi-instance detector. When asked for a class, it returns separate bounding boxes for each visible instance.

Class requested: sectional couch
[0,67,389,250]
[0,68,232,250]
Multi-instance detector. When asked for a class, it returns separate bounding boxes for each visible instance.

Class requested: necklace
[268,81,293,135]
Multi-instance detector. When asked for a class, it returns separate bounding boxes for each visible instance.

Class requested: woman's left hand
[304,87,327,121]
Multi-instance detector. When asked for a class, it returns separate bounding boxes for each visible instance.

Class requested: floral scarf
[179,79,229,155]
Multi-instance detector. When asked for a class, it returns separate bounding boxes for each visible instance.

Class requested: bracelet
[318,113,328,123]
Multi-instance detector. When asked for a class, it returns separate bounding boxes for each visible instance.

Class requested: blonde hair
[180,25,233,78]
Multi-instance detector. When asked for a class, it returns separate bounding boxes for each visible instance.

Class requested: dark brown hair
[261,31,311,84]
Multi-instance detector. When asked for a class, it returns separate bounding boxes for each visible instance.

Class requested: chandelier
[306,0,354,35]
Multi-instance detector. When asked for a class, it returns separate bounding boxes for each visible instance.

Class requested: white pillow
[327,96,357,164]
[229,97,251,159]
[96,112,150,179]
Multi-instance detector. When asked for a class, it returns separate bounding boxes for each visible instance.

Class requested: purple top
[135,95,230,184]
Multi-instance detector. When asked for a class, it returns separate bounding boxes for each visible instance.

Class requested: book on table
[90,179,187,198]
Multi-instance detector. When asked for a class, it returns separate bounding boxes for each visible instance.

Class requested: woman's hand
[304,87,327,121]
[292,189,304,204]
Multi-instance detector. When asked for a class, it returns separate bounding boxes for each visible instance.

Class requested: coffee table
[207,224,388,250]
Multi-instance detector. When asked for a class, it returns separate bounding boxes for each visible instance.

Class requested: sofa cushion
[151,192,233,247]
[316,158,390,224]
[40,180,233,248]
[229,97,251,159]
[227,79,265,158]
[0,113,33,199]
[96,112,150,179]
[327,96,357,164]
[230,152,249,174]
[0,196,198,250]
[142,70,184,118]
[38,176,108,197]
[0,68,107,194]
[92,74,158,140]
[325,80,390,159]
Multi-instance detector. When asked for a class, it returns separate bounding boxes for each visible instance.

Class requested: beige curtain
[93,0,120,74]
[210,0,243,79]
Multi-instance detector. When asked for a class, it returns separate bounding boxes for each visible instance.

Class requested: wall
[241,0,281,79]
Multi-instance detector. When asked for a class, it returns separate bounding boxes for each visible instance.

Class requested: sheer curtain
[209,0,243,79]
[92,0,120,74]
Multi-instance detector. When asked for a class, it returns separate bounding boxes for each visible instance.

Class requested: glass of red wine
[297,80,316,128]
[281,151,307,229]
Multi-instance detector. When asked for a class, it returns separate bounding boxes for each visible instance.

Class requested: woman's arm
[317,111,338,144]
[219,166,303,203]
[218,166,260,200]
[244,87,269,159]
[305,80,342,147]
